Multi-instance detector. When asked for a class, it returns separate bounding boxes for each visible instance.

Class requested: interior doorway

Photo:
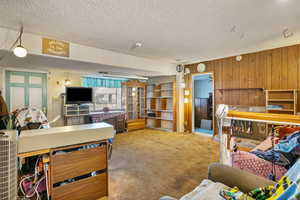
[192,73,214,135]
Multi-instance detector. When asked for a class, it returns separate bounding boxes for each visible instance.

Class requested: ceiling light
[184,98,189,104]
[282,28,293,38]
[135,42,142,48]
[13,45,27,58]
[13,26,27,58]
[64,78,71,86]
[184,90,190,96]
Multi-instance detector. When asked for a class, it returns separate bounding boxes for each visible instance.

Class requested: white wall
[194,79,212,98]
[0,27,176,76]
[47,70,82,126]
[0,67,82,126]
[147,76,176,85]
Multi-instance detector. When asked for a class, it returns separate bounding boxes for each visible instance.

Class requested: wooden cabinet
[52,173,107,200]
[18,141,109,200]
[266,89,297,115]
[122,80,146,131]
[49,141,108,200]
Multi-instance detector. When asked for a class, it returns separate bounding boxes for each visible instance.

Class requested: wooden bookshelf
[265,89,297,115]
[146,81,176,132]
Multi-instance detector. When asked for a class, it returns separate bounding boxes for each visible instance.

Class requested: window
[81,76,126,111]
[93,87,122,111]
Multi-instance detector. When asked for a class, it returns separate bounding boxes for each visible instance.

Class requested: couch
[160,163,276,200]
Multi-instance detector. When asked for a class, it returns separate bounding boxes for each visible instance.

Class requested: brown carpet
[109,129,219,200]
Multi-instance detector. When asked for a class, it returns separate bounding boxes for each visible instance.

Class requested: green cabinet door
[5,70,47,114]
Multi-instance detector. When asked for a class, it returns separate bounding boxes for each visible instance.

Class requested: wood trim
[227,111,300,124]
[18,149,50,158]
[173,80,177,131]
[122,80,146,87]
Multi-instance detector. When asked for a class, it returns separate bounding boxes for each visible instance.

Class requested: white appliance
[0,131,17,200]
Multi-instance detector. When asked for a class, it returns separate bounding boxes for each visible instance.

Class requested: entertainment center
[62,87,126,133]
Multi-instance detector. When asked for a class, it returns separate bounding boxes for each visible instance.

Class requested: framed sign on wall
[42,38,69,57]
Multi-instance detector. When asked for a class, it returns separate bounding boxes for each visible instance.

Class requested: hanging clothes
[0,92,8,117]
[0,92,9,129]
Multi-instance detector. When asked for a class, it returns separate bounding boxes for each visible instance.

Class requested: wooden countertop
[227,111,300,124]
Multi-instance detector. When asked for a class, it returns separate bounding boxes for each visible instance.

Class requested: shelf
[146,109,173,112]
[159,110,173,112]
[266,89,297,92]
[268,99,294,102]
[146,116,173,121]
[267,109,294,112]
[217,88,264,90]
[146,117,159,119]
[160,82,173,85]
[146,97,159,99]
[161,118,173,121]
[265,89,297,115]
[145,81,175,132]
[160,89,173,91]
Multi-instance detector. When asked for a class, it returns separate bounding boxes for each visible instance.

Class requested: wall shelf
[266,89,298,115]
[268,99,294,102]
[267,109,294,112]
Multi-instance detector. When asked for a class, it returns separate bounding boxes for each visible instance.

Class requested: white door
[5,70,47,113]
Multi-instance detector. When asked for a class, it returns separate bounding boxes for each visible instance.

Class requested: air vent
[0,131,17,200]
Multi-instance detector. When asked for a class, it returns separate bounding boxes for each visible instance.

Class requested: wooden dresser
[15,123,114,200]
[50,141,108,200]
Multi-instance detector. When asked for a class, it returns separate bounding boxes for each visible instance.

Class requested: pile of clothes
[231,126,300,181]
[220,159,300,200]
[252,131,300,169]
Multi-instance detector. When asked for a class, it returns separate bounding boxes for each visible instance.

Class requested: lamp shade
[13,45,27,58]
[184,90,190,96]
[184,98,189,103]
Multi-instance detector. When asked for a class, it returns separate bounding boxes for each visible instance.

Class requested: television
[65,87,93,104]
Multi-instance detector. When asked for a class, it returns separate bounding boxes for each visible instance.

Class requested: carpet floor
[108,129,219,200]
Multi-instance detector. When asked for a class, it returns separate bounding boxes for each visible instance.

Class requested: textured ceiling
[1,0,300,62]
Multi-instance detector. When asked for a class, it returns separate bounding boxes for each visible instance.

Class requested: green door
[5,70,47,114]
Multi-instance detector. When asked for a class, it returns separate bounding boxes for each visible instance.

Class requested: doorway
[192,73,213,135]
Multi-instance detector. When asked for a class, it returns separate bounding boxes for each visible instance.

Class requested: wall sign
[42,38,69,57]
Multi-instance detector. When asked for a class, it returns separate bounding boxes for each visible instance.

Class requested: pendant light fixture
[13,26,27,58]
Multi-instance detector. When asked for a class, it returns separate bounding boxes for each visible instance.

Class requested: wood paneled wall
[184,44,300,133]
